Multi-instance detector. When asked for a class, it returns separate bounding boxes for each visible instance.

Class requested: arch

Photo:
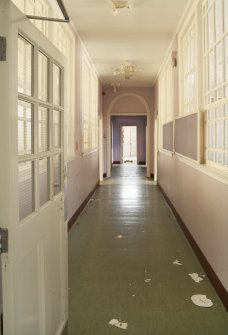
[106,93,151,178]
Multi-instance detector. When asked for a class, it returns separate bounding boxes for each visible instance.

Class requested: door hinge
[0,228,8,253]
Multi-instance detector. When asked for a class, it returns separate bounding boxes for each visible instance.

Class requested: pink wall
[66,35,100,221]
[102,87,154,174]
[157,153,228,291]
[154,36,228,292]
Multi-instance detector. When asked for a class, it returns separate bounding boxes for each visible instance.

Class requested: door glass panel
[53,154,61,196]
[18,161,34,220]
[39,157,50,206]
[53,64,61,106]
[18,36,33,96]
[18,100,33,155]
[38,106,49,152]
[53,110,61,149]
[38,51,49,101]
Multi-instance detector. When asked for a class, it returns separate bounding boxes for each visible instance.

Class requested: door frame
[106,93,151,178]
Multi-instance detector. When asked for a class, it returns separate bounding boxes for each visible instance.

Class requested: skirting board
[68,182,99,231]
[158,184,228,311]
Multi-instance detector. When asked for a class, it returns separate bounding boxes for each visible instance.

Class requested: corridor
[68,166,228,335]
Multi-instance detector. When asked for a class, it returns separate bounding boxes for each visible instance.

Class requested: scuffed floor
[68,165,228,335]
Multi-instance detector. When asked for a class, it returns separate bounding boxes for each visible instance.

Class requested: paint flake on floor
[117,235,123,239]
[189,273,204,283]
[109,319,128,330]
[191,294,213,308]
[173,259,183,266]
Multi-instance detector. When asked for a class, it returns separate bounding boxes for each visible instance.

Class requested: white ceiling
[64,0,189,87]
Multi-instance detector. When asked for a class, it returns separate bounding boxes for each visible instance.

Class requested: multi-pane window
[81,54,98,154]
[203,0,228,167]
[158,57,174,148]
[179,19,196,114]
[18,35,64,220]
[203,0,228,104]
[206,104,228,165]
[12,0,75,161]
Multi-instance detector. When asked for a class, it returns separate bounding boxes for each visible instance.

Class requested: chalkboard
[175,113,198,161]
[163,121,173,152]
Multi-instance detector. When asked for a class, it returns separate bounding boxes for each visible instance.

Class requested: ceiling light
[110,82,121,93]
[109,0,132,15]
[114,61,137,79]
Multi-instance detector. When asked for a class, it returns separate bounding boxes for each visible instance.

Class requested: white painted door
[0,3,67,334]
[122,126,137,163]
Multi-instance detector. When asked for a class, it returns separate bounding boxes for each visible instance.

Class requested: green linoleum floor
[68,165,228,335]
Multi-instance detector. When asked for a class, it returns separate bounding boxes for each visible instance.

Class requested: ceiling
[64,0,189,87]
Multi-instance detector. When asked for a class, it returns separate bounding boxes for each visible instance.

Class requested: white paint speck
[132,294,135,297]
[173,259,182,266]
[117,235,123,239]
[142,230,146,233]
[189,273,204,283]
[109,319,128,330]
[191,294,213,308]
[144,279,151,283]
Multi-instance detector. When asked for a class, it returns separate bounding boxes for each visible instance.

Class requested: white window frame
[203,0,228,169]
[178,14,198,116]
[158,52,174,149]
[81,50,98,154]
[12,0,76,162]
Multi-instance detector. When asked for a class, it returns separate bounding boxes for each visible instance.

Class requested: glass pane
[53,154,61,196]
[39,157,50,206]
[38,52,48,101]
[53,110,61,149]
[18,161,34,220]
[53,64,61,106]
[216,119,223,149]
[225,153,228,165]
[216,42,223,85]
[209,51,215,90]
[208,7,214,48]
[225,104,228,117]
[38,106,49,152]
[18,100,33,155]
[215,0,223,40]
[208,150,215,161]
[225,36,228,82]
[225,120,228,150]
[208,121,215,147]
[225,0,228,31]
[216,151,223,163]
[18,36,33,96]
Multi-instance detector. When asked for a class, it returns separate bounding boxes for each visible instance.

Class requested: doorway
[122,126,137,164]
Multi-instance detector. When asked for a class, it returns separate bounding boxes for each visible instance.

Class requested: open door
[0,2,68,334]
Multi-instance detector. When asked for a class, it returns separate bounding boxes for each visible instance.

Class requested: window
[81,53,98,154]
[18,35,64,220]
[12,0,75,161]
[158,54,174,148]
[203,0,228,168]
[179,18,197,115]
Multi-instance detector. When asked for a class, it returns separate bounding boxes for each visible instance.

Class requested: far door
[0,3,67,335]
[122,126,137,164]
